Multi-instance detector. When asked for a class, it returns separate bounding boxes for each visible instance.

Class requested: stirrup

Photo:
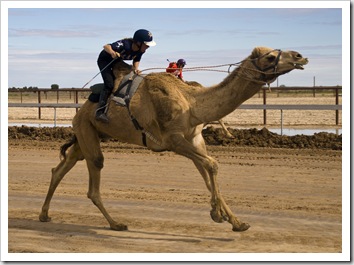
[112,96,126,107]
[96,104,107,112]
[95,112,109,123]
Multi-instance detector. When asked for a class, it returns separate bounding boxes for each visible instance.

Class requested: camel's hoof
[210,209,225,223]
[110,223,128,231]
[226,134,235,139]
[232,222,250,232]
[39,214,51,222]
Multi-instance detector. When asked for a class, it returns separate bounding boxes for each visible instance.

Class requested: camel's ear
[250,47,261,59]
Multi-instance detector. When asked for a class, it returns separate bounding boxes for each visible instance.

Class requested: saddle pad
[88,72,143,103]
[113,73,143,99]
[112,73,144,106]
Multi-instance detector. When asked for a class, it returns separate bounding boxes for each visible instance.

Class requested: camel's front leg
[198,157,250,231]
[192,157,226,223]
[218,196,250,231]
[192,160,227,223]
[218,119,234,138]
[200,156,250,231]
[169,133,249,231]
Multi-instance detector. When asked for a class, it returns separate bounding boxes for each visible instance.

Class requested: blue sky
[2,1,349,88]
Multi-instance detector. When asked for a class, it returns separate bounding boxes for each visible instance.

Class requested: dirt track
[7,126,342,256]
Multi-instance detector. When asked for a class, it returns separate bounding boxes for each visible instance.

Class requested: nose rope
[140,49,283,78]
[140,64,280,86]
[140,64,281,76]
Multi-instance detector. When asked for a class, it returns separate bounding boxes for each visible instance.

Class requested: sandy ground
[5,94,345,261]
[7,137,342,259]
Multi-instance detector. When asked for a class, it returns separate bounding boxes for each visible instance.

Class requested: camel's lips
[293,63,305,70]
[292,58,308,70]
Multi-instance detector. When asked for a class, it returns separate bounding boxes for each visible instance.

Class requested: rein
[139,49,283,85]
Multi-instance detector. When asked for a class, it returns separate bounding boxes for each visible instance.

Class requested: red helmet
[133,29,156,47]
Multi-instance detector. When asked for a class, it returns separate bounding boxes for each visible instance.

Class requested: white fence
[8,102,342,130]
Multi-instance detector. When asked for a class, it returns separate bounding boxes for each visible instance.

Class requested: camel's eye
[266,55,276,62]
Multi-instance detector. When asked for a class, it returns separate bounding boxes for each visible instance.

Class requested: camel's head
[247,46,309,83]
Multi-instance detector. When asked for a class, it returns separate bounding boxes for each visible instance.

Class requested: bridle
[233,49,281,85]
[250,49,282,73]
[251,49,282,75]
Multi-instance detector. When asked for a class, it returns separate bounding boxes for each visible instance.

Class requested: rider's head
[133,29,156,51]
[177,59,187,68]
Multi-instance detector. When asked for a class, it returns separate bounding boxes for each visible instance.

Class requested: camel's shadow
[8,217,234,245]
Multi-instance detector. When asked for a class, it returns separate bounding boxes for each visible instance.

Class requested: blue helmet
[177,59,186,67]
[133,29,156,47]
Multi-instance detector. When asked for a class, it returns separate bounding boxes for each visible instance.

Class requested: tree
[51,84,59,90]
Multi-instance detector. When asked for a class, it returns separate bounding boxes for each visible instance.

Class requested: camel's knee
[204,157,218,176]
[93,155,104,169]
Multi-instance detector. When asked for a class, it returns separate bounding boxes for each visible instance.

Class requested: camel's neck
[191,69,264,125]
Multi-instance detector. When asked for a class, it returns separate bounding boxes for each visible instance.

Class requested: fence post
[280,109,283,135]
[263,88,267,125]
[38,90,41,119]
[75,90,79,113]
[335,87,339,125]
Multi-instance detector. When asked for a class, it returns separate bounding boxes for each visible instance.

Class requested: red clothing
[166,62,183,79]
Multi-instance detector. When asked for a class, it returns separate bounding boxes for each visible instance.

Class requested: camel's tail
[60,135,77,159]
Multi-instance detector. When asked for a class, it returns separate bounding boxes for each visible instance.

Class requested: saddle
[88,72,143,106]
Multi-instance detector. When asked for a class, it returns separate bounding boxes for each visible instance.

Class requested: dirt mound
[202,126,342,150]
[8,126,74,141]
[8,125,341,150]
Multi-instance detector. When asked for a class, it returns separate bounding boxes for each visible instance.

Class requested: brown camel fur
[184,80,234,138]
[39,47,308,232]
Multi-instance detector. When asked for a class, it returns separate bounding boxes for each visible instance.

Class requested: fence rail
[238,104,342,110]
[8,103,342,110]
[8,86,342,126]
[8,103,82,108]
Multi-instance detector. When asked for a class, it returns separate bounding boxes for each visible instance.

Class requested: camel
[39,47,308,232]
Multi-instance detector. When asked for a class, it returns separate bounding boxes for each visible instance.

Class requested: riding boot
[95,89,110,123]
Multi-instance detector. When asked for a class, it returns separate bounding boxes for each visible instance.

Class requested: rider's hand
[111,52,120,59]
[133,69,141,75]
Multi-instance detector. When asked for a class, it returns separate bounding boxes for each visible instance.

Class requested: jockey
[166,58,187,81]
[96,29,156,123]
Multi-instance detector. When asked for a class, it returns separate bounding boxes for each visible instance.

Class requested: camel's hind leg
[39,139,84,222]
[75,126,127,231]
[84,159,127,231]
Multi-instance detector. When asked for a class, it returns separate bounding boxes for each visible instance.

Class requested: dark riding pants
[97,50,120,93]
